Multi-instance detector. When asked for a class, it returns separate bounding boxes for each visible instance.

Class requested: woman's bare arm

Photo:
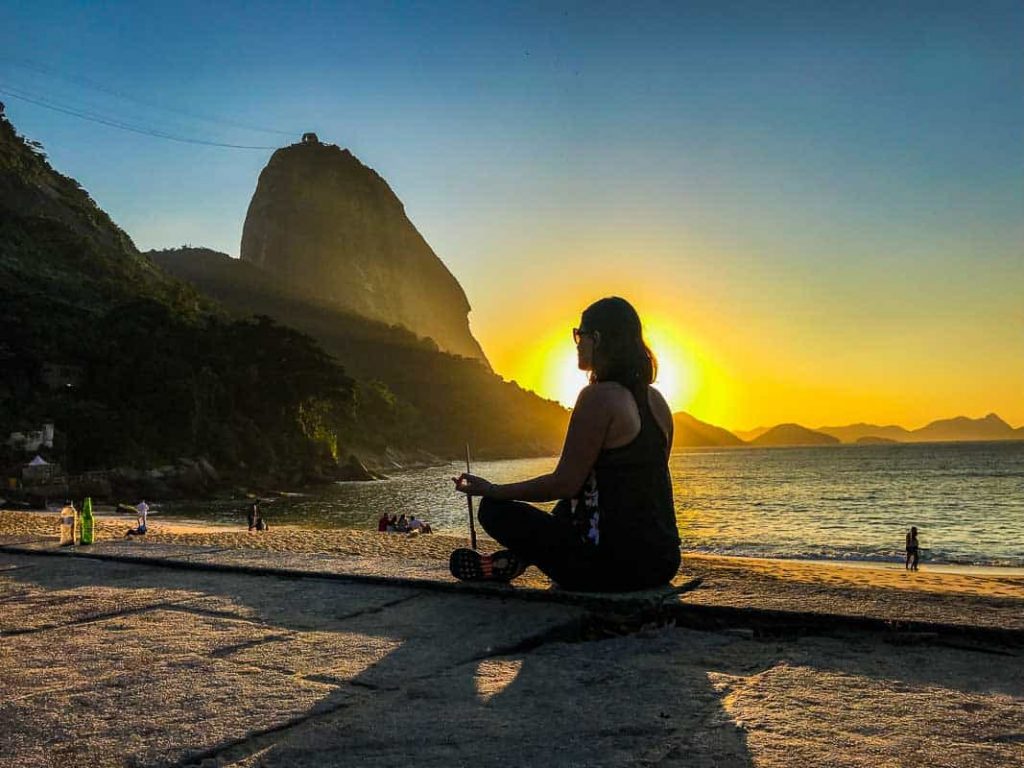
[456,385,612,502]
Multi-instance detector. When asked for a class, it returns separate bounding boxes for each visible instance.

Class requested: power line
[0,56,297,137]
[0,86,281,150]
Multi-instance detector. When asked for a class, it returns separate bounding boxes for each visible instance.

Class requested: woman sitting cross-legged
[450,296,680,592]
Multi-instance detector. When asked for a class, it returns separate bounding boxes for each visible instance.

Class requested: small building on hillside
[302,132,319,145]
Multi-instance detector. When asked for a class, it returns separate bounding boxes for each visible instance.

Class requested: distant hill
[909,413,1019,443]
[818,414,1022,444]
[672,412,744,447]
[817,423,913,443]
[855,436,899,445]
[751,424,839,447]
[151,247,569,459]
[734,426,770,442]
[241,136,488,364]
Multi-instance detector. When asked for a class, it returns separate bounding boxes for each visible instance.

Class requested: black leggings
[477,497,679,592]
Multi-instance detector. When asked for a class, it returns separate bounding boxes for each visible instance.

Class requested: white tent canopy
[27,455,49,466]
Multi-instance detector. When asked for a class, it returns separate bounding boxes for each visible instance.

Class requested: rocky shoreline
[3,445,449,509]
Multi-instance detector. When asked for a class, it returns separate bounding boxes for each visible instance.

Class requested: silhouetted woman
[451,297,680,591]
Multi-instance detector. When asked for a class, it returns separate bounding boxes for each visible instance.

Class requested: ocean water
[164,441,1024,567]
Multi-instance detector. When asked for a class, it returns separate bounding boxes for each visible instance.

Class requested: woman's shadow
[1,553,756,767]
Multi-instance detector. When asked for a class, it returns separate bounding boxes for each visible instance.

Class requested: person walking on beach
[905,526,920,571]
[450,297,680,592]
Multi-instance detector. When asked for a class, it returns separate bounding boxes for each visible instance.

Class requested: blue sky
[2,1,1022,427]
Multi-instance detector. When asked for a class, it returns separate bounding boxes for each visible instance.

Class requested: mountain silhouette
[734,426,770,442]
[819,413,1021,443]
[751,424,839,447]
[910,413,1018,443]
[151,247,568,459]
[0,111,355,478]
[816,423,912,443]
[241,135,488,364]
[672,412,744,446]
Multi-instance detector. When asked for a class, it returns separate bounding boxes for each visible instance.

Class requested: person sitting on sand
[451,297,680,591]
[386,514,398,533]
[395,514,409,533]
[377,512,390,532]
[407,515,433,535]
[905,526,920,571]
[125,499,149,537]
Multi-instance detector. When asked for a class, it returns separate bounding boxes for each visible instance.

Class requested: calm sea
[164,441,1024,568]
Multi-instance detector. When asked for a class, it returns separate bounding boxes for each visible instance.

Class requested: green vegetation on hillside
[151,247,570,459]
[0,112,354,479]
[1,112,567,486]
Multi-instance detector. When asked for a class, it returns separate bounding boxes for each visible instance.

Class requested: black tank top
[566,385,681,570]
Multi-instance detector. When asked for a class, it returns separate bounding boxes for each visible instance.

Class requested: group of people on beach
[378,513,432,535]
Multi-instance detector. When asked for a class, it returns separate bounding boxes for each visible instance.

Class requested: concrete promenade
[1,543,1022,767]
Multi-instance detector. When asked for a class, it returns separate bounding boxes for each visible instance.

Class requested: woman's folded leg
[477,497,605,589]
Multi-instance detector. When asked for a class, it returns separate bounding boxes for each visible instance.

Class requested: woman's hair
[580,297,657,395]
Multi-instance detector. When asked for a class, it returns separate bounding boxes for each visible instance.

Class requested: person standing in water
[450,297,680,591]
[905,526,920,571]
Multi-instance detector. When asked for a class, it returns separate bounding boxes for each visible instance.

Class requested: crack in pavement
[0,595,202,638]
[171,694,360,768]
[210,633,296,659]
[333,591,423,621]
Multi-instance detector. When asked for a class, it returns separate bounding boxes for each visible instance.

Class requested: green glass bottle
[80,496,94,545]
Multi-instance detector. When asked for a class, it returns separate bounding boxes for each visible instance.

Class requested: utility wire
[0,56,297,137]
[0,86,280,150]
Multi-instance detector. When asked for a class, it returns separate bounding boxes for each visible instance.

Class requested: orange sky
[463,239,1024,431]
[9,4,1020,433]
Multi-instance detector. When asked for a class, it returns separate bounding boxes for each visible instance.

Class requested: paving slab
[204,627,1024,768]
[2,628,339,768]
[3,552,1023,768]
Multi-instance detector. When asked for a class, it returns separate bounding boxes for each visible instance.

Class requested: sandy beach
[3,507,1022,632]
[2,507,1023,767]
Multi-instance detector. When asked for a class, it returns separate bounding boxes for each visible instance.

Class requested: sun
[642,320,698,411]
[539,317,698,411]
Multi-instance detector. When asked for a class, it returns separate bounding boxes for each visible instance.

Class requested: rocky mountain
[673,412,745,447]
[151,247,569,459]
[751,424,840,447]
[240,136,488,365]
[0,110,365,486]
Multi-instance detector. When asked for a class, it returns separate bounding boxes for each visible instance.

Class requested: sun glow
[518,316,701,411]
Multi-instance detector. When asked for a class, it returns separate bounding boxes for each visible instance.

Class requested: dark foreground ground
[1,550,1022,768]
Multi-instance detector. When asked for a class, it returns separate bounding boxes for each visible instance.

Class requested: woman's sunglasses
[572,327,594,345]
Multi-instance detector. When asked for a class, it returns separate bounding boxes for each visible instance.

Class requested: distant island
[678,412,1023,449]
